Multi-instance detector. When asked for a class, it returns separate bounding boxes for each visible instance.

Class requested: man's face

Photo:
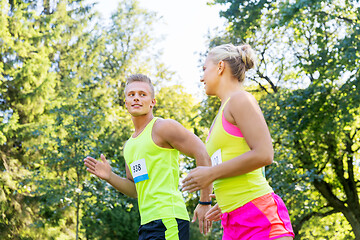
[125,81,156,117]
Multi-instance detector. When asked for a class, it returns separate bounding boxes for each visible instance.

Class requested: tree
[0,0,162,238]
[0,0,68,237]
[208,0,360,238]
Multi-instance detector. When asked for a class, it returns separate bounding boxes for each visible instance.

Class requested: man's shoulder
[153,118,184,139]
[153,118,179,129]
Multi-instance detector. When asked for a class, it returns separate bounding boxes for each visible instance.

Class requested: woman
[182,44,294,240]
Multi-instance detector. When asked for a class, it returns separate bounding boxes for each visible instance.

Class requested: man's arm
[152,119,213,234]
[84,154,137,198]
[152,119,212,193]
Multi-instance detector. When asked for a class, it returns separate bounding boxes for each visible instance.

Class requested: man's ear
[218,60,225,75]
[150,98,156,108]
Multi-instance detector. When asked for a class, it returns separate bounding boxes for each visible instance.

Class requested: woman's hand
[181,166,214,192]
[205,194,221,222]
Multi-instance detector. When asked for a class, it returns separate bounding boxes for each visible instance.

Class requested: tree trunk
[76,192,80,240]
[314,179,360,239]
[342,208,360,239]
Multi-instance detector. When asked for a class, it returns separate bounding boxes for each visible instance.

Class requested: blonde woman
[182,44,295,240]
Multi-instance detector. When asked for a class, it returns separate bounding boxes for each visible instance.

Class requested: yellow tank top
[206,98,273,213]
[124,117,189,224]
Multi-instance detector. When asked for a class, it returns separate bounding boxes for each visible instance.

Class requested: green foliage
[299,212,353,239]
[82,197,140,240]
[0,0,189,239]
[208,0,360,238]
[262,79,359,239]
[154,85,196,129]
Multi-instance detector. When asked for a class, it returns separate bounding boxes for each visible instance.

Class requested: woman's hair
[208,43,256,82]
[125,74,155,98]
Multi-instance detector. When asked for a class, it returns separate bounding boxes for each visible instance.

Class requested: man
[84,74,212,240]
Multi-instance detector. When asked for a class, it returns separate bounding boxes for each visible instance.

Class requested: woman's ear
[218,60,225,75]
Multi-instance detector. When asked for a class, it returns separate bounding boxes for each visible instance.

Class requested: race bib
[130,158,149,183]
[211,149,222,166]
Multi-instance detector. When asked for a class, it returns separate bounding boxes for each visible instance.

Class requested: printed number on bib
[211,149,222,166]
[130,159,149,183]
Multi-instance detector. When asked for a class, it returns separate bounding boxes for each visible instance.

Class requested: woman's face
[200,55,220,96]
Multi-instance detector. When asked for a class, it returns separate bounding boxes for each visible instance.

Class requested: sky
[93,0,227,98]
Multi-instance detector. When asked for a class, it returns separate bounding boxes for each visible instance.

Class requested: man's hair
[125,74,155,98]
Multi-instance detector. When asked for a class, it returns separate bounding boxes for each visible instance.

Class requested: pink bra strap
[222,112,244,137]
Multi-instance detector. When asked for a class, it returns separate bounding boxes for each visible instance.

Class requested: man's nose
[130,94,139,101]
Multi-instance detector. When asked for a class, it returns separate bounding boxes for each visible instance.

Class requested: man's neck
[131,113,154,137]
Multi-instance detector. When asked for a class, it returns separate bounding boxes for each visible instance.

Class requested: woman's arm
[182,91,273,192]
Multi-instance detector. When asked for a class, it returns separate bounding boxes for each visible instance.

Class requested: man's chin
[130,111,147,117]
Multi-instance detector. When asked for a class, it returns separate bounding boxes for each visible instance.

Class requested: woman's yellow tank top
[206,98,273,213]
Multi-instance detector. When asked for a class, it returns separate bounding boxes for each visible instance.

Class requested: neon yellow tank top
[206,98,273,213]
[124,117,189,225]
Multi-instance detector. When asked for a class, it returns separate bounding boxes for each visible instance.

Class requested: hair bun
[237,45,255,71]
[208,43,256,82]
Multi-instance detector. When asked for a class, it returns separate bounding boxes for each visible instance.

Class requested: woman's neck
[217,80,243,102]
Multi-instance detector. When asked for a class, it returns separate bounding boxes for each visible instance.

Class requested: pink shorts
[221,193,294,240]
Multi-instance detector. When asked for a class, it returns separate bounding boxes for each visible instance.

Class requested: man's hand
[84,154,112,181]
[192,204,212,235]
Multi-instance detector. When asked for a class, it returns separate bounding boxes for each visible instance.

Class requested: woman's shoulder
[228,90,257,107]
